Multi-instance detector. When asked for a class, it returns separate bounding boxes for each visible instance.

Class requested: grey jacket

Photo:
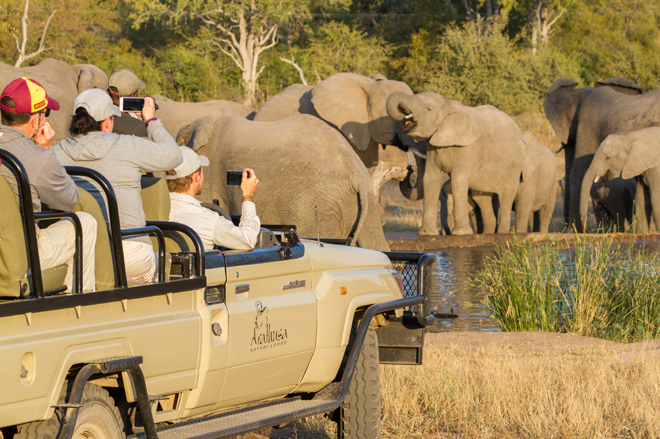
[0,125,78,213]
[53,120,182,231]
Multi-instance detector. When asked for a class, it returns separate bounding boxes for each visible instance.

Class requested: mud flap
[375,317,425,365]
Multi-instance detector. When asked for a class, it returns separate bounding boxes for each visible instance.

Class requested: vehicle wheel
[338,323,381,439]
[14,384,125,439]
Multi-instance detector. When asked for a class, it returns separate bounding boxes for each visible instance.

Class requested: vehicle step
[129,387,341,439]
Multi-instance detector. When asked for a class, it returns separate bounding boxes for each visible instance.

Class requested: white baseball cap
[74,88,121,122]
[166,146,210,179]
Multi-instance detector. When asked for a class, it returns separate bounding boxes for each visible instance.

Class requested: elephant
[542,76,660,232]
[175,114,390,251]
[153,95,255,139]
[515,132,558,233]
[587,177,636,232]
[440,179,494,234]
[386,91,524,235]
[0,59,108,143]
[254,73,419,173]
[581,127,660,233]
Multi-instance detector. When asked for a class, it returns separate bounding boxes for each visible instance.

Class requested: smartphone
[227,170,249,185]
[118,97,159,112]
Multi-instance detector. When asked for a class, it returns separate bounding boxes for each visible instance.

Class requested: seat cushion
[0,175,29,297]
[73,187,115,291]
[141,175,170,222]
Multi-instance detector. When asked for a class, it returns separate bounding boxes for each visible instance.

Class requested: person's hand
[241,168,259,197]
[34,121,55,150]
[139,96,157,121]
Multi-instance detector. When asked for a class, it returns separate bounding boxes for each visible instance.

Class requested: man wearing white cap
[54,89,183,285]
[107,69,149,137]
[166,147,261,251]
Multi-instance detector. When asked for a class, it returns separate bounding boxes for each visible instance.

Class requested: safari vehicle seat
[72,187,115,291]
[0,170,67,297]
[140,174,196,253]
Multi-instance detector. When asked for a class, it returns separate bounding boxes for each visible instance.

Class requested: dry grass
[380,338,660,439]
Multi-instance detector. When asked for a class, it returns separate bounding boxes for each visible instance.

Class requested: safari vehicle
[0,149,436,439]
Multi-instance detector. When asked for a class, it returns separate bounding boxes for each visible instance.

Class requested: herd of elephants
[2,58,660,252]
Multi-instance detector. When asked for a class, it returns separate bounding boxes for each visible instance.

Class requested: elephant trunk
[580,167,600,233]
[399,150,426,201]
[386,92,413,121]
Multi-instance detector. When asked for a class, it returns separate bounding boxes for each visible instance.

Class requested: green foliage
[552,0,660,90]
[424,18,577,114]
[478,236,660,342]
[303,21,392,80]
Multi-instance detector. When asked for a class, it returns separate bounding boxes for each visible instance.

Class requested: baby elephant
[515,132,557,233]
[580,127,660,233]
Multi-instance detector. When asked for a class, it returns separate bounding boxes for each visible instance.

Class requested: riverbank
[238,331,660,438]
[386,231,660,251]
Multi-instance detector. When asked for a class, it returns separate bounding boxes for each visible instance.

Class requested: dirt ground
[236,331,660,439]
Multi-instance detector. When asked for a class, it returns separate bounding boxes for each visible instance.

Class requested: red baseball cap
[0,77,60,114]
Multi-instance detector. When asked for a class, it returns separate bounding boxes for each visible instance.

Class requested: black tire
[339,323,381,439]
[15,383,126,439]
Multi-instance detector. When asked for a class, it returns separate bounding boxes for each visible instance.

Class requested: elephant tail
[349,174,372,247]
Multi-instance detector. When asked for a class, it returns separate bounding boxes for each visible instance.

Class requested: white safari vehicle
[0,149,436,439]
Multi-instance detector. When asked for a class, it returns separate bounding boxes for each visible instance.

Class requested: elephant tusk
[404,113,414,120]
[555,144,565,153]
[594,176,601,183]
[409,147,426,159]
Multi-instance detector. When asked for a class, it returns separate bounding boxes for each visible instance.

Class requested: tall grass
[477,235,660,342]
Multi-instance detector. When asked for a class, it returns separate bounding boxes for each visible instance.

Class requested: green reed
[477,235,660,342]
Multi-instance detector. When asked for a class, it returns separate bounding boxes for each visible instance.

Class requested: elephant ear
[595,77,642,95]
[622,139,660,179]
[429,109,481,147]
[176,116,214,151]
[311,74,371,151]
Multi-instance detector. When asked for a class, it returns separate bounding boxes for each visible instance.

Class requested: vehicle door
[219,243,316,407]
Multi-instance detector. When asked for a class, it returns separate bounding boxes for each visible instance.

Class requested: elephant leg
[418,149,442,236]
[538,185,557,233]
[634,178,650,233]
[570,155,593,232]
[645,171,660,234]
[440,190,451,235]
[514,190,534,234]
[472,192,496,234]
[497,189,516,234]
[450,177,474,235]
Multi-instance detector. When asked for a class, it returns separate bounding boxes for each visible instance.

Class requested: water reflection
[427,246,499,332]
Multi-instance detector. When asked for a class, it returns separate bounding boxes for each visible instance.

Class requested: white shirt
[168,192,260,252]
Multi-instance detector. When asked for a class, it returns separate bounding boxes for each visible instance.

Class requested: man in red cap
[0,77,97,293]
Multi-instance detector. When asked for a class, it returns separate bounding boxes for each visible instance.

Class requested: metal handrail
[121,227,166,283]
[147,221,206,277]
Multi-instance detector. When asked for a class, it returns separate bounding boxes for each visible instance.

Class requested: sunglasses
[38,109,51,118]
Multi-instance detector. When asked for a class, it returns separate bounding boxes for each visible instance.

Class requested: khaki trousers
[38,212,97,292]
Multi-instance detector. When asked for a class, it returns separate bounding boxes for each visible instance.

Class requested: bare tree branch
[14,0,56,68]
[280,55,307,85]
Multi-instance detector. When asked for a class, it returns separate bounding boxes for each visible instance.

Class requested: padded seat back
[0,175,67,297]
[73,187,115,291]
[0,175,29,297]
[141,175,170,221]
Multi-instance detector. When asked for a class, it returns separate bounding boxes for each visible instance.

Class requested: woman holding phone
[52,89,183,285]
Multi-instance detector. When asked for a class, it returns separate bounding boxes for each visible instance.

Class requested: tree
[527,0,572,53]
[129,0,309,108]
[13,0,56,67]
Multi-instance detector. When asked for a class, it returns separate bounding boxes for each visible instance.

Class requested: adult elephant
[543,77,652,232]
[176,115,389,251]
[254,73,419,173]
[386,91,524,235]
[0,59,108,143]
[514,132,558,233]
[581,128,660,233]
[153,95,254,139]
